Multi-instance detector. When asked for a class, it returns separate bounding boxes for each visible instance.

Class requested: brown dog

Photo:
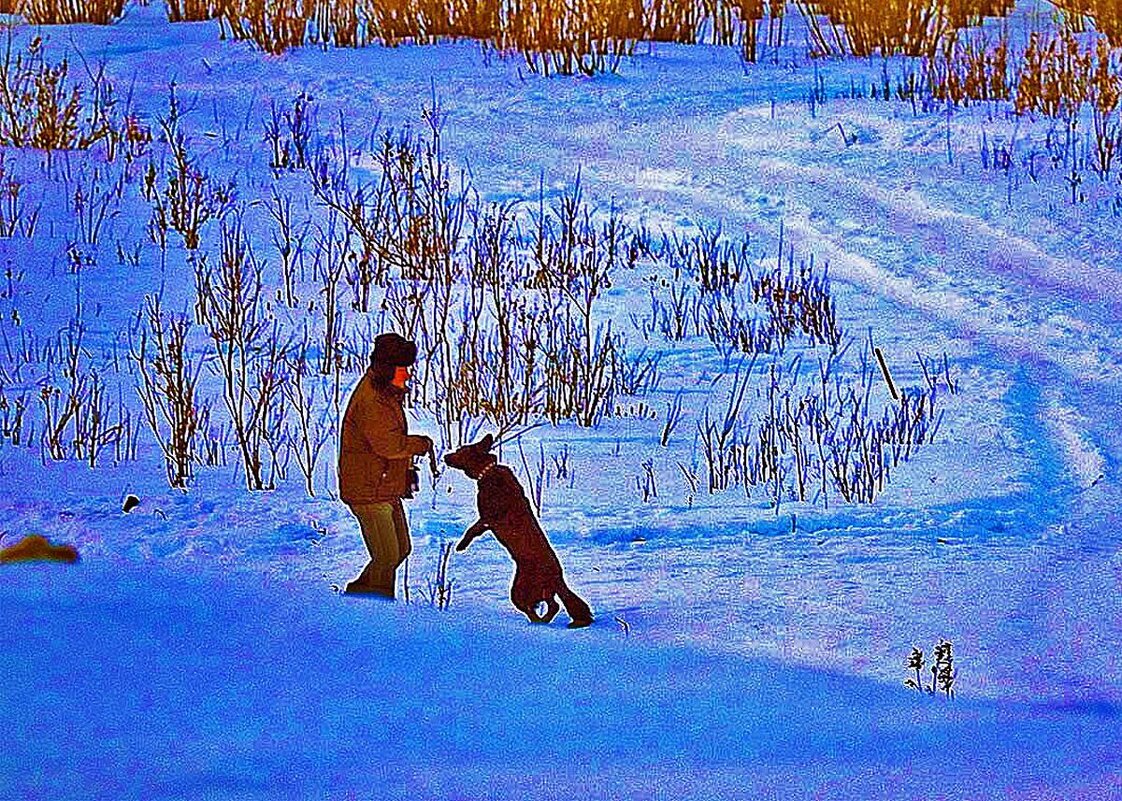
[445,434,593,628]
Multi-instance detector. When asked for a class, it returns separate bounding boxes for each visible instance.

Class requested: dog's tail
[557,583,593,629]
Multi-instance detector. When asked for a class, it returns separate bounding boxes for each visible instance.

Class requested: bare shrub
[0,385,30,446]
[196,399,233,467]
[517,436,547,515]
[378,105,470,284]
[312,102,468,293]
[308,116,388,309]
[194,213,288,490]
[265,185,310,308]
[309,206,349,376]
[697,354,755,493]
[529,175,636,427]
[0,32,126,152]
[642,225,842,362]
[694,329,952,510]
[0,152,41,237]
[143,84,237,252]
[38,320,138,467]
[70,162,123,246]
[417,540,456,610]
[0,34,78,149]
[282,337,334,496]
[130,293,204,489]
[264,91,318,176]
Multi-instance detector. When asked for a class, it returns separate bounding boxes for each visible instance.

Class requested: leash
[492,420,548,450]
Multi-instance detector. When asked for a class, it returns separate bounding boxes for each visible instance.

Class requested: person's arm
[360,396,431,459]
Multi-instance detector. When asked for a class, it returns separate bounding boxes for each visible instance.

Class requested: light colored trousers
[347,500,410,596]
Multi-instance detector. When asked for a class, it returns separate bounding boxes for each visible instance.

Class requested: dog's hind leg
[557,582,593,628]
[539,596,560,623]
[522,603,548,623]
[512,581,545,623]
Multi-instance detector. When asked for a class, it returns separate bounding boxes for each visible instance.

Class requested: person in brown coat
[338,333,433,598]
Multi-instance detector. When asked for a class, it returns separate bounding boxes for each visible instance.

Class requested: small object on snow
[122,494,140,514]
[873,346,900,401]
[1076,473,1105,494]
[0,534,79,564]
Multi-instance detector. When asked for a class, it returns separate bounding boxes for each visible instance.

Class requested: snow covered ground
[2,1,1122,797]
[4,560,1122,800]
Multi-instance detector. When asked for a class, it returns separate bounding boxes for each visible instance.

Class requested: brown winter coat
[338,368,429,504]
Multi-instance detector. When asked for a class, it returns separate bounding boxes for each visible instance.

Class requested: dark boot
[344,580,395,599]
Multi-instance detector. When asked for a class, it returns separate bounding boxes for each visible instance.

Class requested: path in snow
[583,101,1122,703]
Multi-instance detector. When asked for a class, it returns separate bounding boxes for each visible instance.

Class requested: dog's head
[443,433,497,478]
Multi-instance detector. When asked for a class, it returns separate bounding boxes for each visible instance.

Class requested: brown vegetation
[200,0,784,72]
[794,0,1013,58]
[19,0,127,24]
[0,534,79,563]
[926,28,1010,105]
[1053,0,1122,46]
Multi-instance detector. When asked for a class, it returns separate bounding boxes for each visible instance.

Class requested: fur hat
[371,332,417,367]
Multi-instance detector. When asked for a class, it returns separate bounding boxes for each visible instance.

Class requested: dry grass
[1013,27,1122,182]
[503,0,644,76]
[179,0,1035,76]
[794,0,1014,58]
[166,0,216,20]
[220,0,314,55]
[1053,0,1122,46]
[19,0,127,24]
[926,28,1010,105]
[1015,28,1100,118]
[196,0,781,71]
[913,19,1121,180]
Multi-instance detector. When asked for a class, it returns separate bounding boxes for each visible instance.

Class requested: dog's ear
[481,433,494,451]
